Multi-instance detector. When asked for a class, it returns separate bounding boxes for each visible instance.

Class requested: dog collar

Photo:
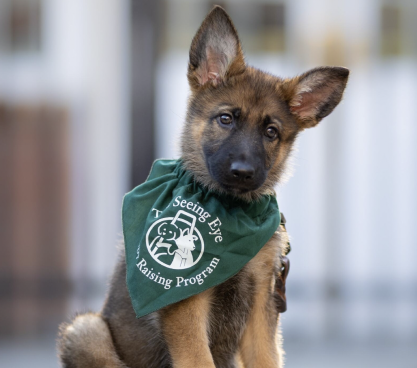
[123,159,280,318]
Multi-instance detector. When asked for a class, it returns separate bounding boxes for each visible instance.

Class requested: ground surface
[1,336,415,368]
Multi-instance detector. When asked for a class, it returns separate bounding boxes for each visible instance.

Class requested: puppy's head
[181,6,349,200]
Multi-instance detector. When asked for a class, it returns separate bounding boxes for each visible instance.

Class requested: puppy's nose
[230,162,255,181]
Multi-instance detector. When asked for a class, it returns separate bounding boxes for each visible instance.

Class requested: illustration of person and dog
[149,210,200,269]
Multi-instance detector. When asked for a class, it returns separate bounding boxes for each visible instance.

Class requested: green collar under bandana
[123,159,280,318]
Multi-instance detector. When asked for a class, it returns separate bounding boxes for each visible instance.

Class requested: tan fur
[161,290,215,368]
[58,6,348,368]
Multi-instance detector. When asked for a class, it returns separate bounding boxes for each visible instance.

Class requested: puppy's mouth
[218,182,254,194]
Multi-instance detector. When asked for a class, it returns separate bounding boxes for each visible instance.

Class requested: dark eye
[217,114,233,126]
[265,126,279,139]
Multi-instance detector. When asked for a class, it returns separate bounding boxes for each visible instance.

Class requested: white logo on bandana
[146,210,204,269]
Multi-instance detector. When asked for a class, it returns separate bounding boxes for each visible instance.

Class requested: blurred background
[0,0,416,367]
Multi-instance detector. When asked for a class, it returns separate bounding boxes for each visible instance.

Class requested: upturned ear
[188,6,245,90]
[280,67,349,129]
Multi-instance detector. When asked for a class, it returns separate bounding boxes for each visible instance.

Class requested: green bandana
[123,159,280,318]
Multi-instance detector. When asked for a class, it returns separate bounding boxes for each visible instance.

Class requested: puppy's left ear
[188,6,245,90]
[280,67,349,129]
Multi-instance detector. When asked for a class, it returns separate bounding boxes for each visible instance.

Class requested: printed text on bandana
[136,196,222,289]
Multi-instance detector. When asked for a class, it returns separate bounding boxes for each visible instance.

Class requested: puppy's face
[184,69,299,197]
[181,7,349,200]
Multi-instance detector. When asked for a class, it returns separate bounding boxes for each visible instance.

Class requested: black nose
[230,161,255,181]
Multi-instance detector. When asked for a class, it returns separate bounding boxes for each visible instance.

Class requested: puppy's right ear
[188,6,245,90]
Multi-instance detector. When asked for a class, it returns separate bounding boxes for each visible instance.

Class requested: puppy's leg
[161,289,215,368]
[58,312,127,368]
[239,290,282,368]
[239,239,283,368]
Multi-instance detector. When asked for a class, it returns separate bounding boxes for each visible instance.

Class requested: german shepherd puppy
[58,6,348,368]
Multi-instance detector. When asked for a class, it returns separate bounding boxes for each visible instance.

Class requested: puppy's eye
[217,114,233,126]
[265,126,279,140]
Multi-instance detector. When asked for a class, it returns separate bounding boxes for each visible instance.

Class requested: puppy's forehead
[210,69,287,117]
